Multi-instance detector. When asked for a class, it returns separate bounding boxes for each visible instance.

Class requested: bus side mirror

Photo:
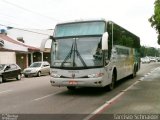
[40,36,55,52]
[102,32,108,50]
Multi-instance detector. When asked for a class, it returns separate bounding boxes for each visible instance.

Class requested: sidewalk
[86,66,160,120]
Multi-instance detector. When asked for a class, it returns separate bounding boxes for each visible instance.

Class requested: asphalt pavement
[1,63,160,120]
[86,65,160,120]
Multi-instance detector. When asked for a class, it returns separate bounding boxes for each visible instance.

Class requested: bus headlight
[88,73,104,78]
[51,73,61,78]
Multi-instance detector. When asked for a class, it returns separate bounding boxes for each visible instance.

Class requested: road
[0,63,160,120]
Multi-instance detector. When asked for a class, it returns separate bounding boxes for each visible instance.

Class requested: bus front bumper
[50,77,105,87]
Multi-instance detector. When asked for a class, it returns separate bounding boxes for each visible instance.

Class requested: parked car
[157,57,160,62]
[149,57,157,62]
[23,61,50,77]
[0,64,21,83]
[141,57,150,64]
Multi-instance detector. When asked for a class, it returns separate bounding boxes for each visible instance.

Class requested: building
[0,33,40,70]
[0,28,53,70]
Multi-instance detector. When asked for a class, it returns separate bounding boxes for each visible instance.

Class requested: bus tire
[131,66,137,78]
[67,86,76,91]
[108,72,116,91]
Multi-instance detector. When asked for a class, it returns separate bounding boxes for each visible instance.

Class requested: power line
[0,19,22,27]
[0,0,58,29]
[1,0,60,22]
[0,13,56,29]
[0,23,53,36]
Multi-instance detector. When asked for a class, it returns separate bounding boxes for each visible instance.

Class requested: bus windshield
[51,37,104,69]
[54,21,105,37]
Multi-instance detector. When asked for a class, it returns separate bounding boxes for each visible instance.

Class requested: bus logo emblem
[72,74,75,78]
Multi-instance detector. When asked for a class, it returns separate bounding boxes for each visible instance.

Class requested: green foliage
[140,46,160,57]
[149,0,160,44]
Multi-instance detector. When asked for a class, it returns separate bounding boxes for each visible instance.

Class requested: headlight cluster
[88,73,104,78]
[51,73,61,78]
[50,73,104,78]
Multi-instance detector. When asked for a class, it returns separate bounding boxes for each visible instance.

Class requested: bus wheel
[131,66,137,78]
[67,86,76,91]
[108,73,116,91]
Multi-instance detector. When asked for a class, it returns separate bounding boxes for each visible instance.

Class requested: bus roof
[54,19,140,45]
[56,18,108,25]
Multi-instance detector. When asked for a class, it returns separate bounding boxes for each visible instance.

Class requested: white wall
[0,52,16,64]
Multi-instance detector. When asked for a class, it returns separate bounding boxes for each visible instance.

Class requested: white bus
[41,19,140,90]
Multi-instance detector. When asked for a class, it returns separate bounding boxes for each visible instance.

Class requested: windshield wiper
[61,38,87,68]
[60,43,74,67]
[74,39,87,68]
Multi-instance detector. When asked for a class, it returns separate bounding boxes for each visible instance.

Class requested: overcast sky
[0,0,159,48]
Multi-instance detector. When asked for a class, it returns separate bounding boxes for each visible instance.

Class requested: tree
[149,0,160,44]
[140,46,160,57]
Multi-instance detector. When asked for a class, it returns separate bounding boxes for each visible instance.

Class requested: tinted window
[107,22,140,48]
[30,63,41,67]
[55,21,105,37]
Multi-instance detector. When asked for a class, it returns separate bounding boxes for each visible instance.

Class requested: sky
[0,0,159,48]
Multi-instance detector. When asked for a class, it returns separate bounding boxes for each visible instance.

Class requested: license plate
[69,80,77,85]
